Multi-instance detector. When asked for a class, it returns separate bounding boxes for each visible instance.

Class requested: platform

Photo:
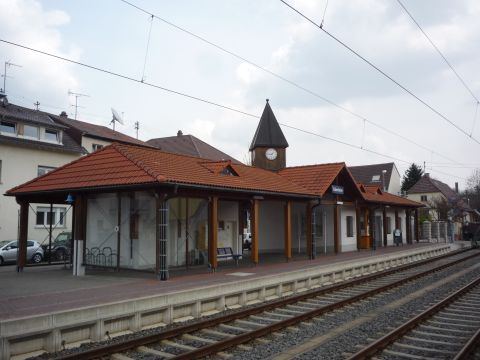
[0,241,469,359]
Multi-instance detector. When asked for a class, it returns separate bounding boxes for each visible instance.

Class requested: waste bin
[394,228,402,246]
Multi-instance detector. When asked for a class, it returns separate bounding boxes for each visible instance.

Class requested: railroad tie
[161,339,196,351]
[182,333,217,344]
[137,346,174,358]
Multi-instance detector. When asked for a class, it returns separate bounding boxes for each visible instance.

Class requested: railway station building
[5,101,423,279]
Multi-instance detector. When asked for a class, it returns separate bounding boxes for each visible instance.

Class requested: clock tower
[250,99,289,171]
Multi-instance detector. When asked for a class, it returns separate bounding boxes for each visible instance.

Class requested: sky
[1,0,479,191]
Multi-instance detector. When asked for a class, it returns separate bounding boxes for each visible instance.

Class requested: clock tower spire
[249,99,289,171]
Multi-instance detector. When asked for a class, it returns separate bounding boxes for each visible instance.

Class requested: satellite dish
[111,108,124,125]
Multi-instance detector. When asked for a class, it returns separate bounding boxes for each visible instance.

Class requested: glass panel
[24,125,39,138]
[44,129,58,142]
[0,121,15,134]
[86,193,119,267]
[36,211,44,226]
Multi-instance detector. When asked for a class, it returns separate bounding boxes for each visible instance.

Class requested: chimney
[424,173,430,178]
[455,182,459,193]
[59,111,68,118]
[177,130,183,137]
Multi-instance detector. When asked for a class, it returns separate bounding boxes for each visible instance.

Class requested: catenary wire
[0,38,428,168]
[279,0,480,146]
[396,0,479,103]
[118,0,463,166]
[141,14,154,82]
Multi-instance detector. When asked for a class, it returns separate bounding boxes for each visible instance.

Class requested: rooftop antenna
[111,108,124,131]
[68,89,89,120]
[1,60,22,94]
[134,121,139,139]
[34,101,40,110]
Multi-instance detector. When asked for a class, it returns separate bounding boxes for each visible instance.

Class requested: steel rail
[453,327,480,360]
[52,248,477,360]
[347,275,480,360]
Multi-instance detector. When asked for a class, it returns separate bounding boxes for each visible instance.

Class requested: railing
[84,247,117,267]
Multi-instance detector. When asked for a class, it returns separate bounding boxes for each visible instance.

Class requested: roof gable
[349,163,394,188]
[279,163,347,196]
[408,175,458,200]
[249,100,288,151]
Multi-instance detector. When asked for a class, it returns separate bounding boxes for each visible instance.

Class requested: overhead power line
[1,38,423,167]
[396,0,479,104]
[279,0,480,146]
[118,0,463,166]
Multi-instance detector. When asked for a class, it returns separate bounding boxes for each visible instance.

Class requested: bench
[217,247,242,265]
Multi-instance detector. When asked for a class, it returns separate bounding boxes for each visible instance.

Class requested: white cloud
[0,0,79,100]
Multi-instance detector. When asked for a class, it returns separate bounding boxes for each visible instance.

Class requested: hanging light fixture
[65,193,75,204]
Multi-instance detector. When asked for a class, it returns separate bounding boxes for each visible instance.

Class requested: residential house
[407,173,476,223]
[349,162,401,195]
[0,95,148,246]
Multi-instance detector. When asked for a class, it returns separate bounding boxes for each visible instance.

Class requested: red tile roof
[7,143,314,197]
[279,163,347,196]
[359,184,422,207]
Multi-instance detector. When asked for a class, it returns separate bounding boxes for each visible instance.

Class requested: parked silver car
[0,240,44,265]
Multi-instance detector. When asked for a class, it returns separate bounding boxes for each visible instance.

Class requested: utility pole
[134,121,139,139]
[1,61,22,94]
[68,90,89,120]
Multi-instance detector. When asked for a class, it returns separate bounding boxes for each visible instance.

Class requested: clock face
[265,148,277,160]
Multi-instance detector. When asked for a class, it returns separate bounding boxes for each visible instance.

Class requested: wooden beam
[284,201,292,260]
[414,209,419,243]
[333,204,340,254]
[355,203,361,250]
[251,199,259,264]
[306,204,312,259]
[395,209,399,229]
[208,196,218,269]
[17,201,29,272]
[383,206,387,247]
[405,209,411,244]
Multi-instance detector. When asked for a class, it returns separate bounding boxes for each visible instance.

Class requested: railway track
[51,249,480,360]
[348,275,480,360]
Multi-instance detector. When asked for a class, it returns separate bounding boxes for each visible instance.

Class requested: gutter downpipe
[311,198,322,260]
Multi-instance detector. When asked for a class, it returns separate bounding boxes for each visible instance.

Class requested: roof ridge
[113,144,165,182]
[349,162,393,168]
[282,162,345,170]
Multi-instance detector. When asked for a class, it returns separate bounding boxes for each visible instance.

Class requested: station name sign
[331,185,344,195]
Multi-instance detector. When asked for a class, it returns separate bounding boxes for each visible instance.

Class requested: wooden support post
[208,196,218,270]
[382,206,387,247]
[116,193,121,271]
[405,209,411,244]
[251,199,259,264]
[284,201,292,261]
[17,201,29,272]
[414,209,419,243]
[73,194,86,268]
[395,209,399,229]
[306,203,312,259]
[355,203,361,251]
[333,204,340,254]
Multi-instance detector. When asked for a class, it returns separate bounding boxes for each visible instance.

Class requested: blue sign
[332,185,344,195]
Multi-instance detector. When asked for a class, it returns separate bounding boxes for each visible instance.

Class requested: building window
[346,216,354,237]
[23,124,39,139]
[0,121,16,134]
[44,129,58,142]
[36,207,66,227]
[92,143,103,152]
[387,217,392,234]
[38,165,56,177]
[420,195,427,202]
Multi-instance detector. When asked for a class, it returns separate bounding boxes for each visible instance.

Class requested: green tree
[464,168,480,210]
[401,163,423,192]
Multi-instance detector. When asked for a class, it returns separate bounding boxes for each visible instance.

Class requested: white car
[0,240,44,265]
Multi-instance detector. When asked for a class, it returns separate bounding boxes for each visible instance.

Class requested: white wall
[81,137,112,154]
[0,144,78,242]
[340,206,356,252]
[259,201,284,252]
[389,165,401,195]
